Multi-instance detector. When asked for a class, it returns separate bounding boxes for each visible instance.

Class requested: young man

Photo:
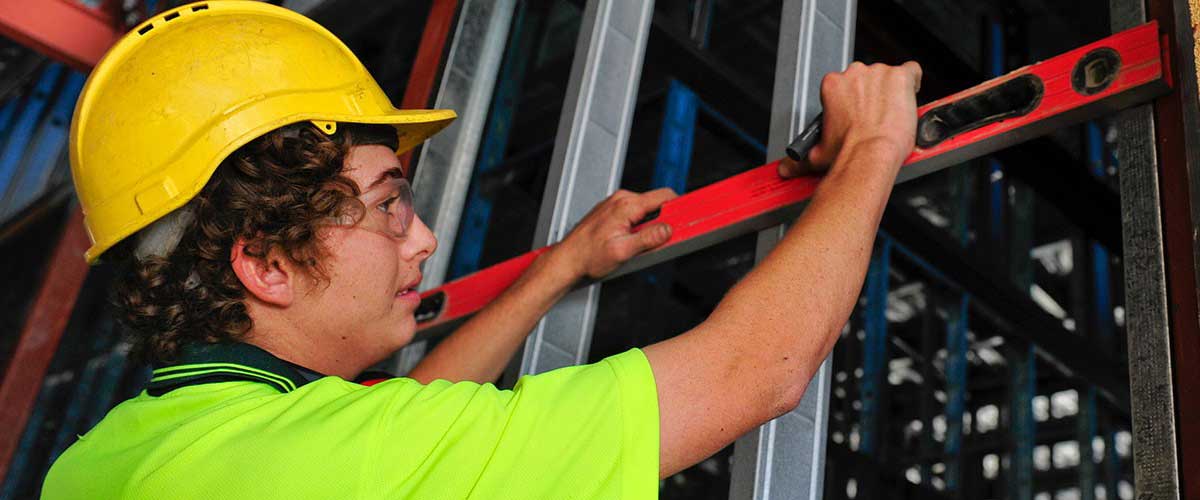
[44,2,919,498]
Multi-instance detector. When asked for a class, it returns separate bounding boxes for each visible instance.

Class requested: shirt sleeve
[370,348,659,500]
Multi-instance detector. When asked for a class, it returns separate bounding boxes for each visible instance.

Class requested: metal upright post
[515,0,654,376]
[729,0,856,498]
[390,0,517,375]
[413,0,517,288]
[448,2,542,280]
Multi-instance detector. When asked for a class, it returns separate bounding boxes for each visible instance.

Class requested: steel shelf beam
[516,0,655,376]
[412,0,516,288]
[390,0,514,375]
[729,1,856,499]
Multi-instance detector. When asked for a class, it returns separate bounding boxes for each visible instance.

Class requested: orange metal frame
[0,0,120,72]
[0,209,90,485]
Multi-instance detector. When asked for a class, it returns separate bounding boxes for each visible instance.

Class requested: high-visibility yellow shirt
[42,342,659,499]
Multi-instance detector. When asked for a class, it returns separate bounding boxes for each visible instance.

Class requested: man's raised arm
[644,61,922,477]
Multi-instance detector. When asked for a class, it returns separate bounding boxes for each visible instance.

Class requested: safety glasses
[332,177,415,240]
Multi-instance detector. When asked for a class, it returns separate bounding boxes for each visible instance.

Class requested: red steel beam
[0,208,90,485]
[1146,0,1200,495]
[0,0,120,72]
[399,0,458,171]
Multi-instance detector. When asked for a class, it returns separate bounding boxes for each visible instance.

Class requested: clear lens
[348,177,415,239]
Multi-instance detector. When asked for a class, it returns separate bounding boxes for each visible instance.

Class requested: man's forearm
[647,140,906,476]
[712,139,903,384]
[406,247,579,384]
[726,141,901,349]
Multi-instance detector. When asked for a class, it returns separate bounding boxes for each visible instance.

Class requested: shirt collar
[146,342,320,396]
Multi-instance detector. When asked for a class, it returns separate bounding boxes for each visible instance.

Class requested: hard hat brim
[82,110,457,264]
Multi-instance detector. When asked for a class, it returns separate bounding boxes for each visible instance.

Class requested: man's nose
[403,214,438,262]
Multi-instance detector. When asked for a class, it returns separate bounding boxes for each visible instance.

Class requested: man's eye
[377,195,398,213]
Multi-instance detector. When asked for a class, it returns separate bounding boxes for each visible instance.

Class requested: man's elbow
[757,327,840,420]
[766,372,810,419]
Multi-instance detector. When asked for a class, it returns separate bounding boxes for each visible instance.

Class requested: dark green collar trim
[147,343,316,396]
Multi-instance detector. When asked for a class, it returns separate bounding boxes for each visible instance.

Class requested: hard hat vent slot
[192,4,208,11]
[164,12,180,21]
[137,24,154,35]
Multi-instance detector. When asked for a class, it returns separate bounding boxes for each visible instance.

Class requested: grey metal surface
[730,0,856,499]
[516,0,655,376]
[413,0,517,288]
[1109,1,1180,498]
[389,0,516,375]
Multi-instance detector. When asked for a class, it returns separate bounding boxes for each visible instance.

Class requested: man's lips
[396,276,422,301]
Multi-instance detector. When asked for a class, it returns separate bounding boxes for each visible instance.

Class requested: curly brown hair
[111,122,401,364]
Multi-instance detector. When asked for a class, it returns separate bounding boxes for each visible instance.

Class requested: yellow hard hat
[71,1,456,263]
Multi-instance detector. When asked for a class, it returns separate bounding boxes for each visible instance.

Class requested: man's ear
[230,239,295,307]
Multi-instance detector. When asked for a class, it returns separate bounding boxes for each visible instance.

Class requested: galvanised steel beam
[516,0,654,376]
[448,2,541,281]
[390,0,515,375]
[412,0,516,288]
[729,1,855,499]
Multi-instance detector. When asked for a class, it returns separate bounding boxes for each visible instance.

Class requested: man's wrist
[534,242,586,290]
[836,135,911,174]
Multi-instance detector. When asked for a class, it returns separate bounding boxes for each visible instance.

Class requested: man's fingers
[616,187,677,222]
[608,222,672,261]
[639,188,678,209]
[778,155,828,178]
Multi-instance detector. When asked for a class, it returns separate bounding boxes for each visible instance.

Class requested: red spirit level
[415,21,1170,338]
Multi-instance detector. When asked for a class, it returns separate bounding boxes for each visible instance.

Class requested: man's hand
[778,61,922,178]
[554,188,678,280]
